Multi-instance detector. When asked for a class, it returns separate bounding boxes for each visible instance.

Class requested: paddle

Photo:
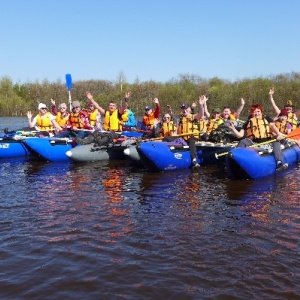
[215,128,300,159]
[149,132,200,141]
[65,74,72,111]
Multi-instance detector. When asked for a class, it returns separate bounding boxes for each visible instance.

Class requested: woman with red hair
[229,103,288,171]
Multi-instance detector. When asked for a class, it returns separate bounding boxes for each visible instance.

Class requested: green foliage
[0,72,299,117]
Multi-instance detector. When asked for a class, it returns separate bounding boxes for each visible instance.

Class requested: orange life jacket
[160,121,177,137]
[246,117,273,140]
[143,112,159,130]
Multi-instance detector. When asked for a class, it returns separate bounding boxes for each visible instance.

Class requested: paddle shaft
[65,74,72,111]
[215,139,277,158]
[149,132,205,141]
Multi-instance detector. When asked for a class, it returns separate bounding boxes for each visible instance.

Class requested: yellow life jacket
[246,117,272,140]
[104,109,122,131]
[275,120,290,134]
[36,112,54,131]
[160,121,177,137]
[70,112,85,129]
[143,112,157,129]
[287,112,298,130]
[206,118,223,134]
[89,109,99,127]
[56,112,69,127]
[178,114,204,139]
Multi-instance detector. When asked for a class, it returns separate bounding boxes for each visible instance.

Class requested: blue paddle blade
[65,74,72,90]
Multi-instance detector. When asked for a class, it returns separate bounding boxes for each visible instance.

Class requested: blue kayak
[0,135,31,158]
[135,141,236,172]
[226,142,300,179]
[24,137,75,162]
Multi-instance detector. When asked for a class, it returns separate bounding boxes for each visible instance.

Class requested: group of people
[141,95,246,167]
[141,88,298,170]
[24,87,299,170]
[26,91,137,144]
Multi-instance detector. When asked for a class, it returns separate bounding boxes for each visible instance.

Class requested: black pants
[237,138,282,162]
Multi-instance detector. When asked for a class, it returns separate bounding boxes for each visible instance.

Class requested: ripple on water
[0,136,299,299]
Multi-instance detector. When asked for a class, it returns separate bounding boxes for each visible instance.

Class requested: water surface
[0,117,299,299]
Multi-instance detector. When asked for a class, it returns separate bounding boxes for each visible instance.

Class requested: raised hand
[198,95,208,106]
[86,91,93,100]
[27,111,32,119]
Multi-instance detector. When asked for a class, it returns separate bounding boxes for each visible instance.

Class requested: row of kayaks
[1,131,300,180]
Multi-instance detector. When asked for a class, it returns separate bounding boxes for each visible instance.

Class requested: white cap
[38,103,47,110]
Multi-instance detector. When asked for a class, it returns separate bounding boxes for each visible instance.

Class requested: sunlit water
[0,118,299,299]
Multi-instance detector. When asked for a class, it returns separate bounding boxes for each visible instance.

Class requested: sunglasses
[163,116,170,119]
[40,108,47,110]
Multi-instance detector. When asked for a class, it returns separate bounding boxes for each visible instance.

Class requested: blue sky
[1,0,300,84]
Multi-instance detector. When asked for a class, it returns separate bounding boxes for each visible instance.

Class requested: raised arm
[196,95,210,119]
[86,91,105,115]
[119,91,131,114]
[269,87,281,115]
[235,98,245,117]
[50,98,58,115]
[153,98,160,119]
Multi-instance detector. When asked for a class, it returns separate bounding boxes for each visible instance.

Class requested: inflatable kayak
[66,137,138,162]
[24,137,75,162]
[226,142,300,179]
[0,134,31,158]
[134,141,237,172]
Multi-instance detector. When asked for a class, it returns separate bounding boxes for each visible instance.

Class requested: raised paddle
[65,74,72,111]
[215,128,300,159]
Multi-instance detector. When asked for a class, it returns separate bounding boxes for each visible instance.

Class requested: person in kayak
[50,99,70,129]
[73,91,131,145]
[84,100,102,131]
[221,98,245,121]
[86,91,129,132]
[55,100,93,139]
[27,103,62,136]
[162,98,208,168]
[200,107,224,141]
[274,108,293,135]
[142,98,161,131]
[228,103,288,171]
[269,87,298,129]
[158,113,177,137]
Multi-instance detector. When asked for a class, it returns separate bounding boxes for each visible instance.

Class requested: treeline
[0,72,300,117]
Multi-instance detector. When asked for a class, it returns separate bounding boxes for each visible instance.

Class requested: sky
[1,0,300,84]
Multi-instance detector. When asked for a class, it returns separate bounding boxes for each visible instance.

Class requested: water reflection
[1,139,300,299]
[224,164,300,223]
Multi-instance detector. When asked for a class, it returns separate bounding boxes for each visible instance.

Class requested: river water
[0,117,299,299]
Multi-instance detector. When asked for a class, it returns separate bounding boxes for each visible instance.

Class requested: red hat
[279,108,289,117]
